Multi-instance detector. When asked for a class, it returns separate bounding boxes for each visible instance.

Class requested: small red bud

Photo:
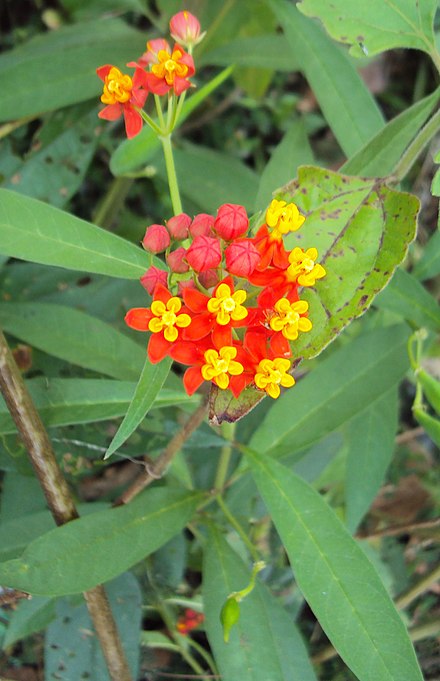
[167,213,191,240]
[225,239,260,277]
[186,235,222,272]
[214,204,249,241]
[189,213,215,238]
[169,11,203,48]
[142,224,170,254]
[177,279,196,296]
[167,247,189,273]
[140,266,168,295]
[198,268,220,289]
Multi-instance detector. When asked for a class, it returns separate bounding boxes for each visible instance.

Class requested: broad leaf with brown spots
[209,165,419,424]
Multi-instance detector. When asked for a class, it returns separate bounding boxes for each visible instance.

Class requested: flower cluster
[176,608,205,636]
[125,200,326,400]
[97,11,201,138]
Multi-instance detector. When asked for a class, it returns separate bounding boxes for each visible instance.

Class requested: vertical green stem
[213,421,236,493]
[159,133,183,215]
[392,107,440,182]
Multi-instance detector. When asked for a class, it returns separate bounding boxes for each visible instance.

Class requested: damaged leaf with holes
[209,165,419,423]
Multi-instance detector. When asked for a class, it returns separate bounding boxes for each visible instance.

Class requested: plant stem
[213,421,236,493]
[115,396,208,506]
[396,562,440,611]
[160,133,183,215]
[391,106,440,182]
[0,330,133,681]
[216,494,260,562]
[93,176,133,229]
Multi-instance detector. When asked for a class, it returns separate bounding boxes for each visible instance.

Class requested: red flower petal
[96,64,112,81]
[147,332,171,363]
[183,287,209,313]
[182,313,212,341]
[123,106,143,139]
[98,103,122,121]
[183,366,205,395]
[125,308,152,331]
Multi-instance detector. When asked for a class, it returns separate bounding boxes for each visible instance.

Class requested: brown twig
[357,517,440,540]
[0,330,132,681]
[115,395,209,506]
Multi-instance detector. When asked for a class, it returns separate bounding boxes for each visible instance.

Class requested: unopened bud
[220,596,240,643]
[142,224,170,254]
[214,204,248,241]
[167,213,191,240]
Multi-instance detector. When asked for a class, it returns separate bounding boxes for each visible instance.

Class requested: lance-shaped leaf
[297,0,438,58]
[0,488,200,596]
[245,448,424,681]
[203,528,317,681]
[0,301,145,380]
[104,358,172,459]
[209,165,418,423]
[0,189,158,278]
[0,378,194,435]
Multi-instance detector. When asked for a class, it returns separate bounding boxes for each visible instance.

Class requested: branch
[0,330,132,681]
[115,395,208,506]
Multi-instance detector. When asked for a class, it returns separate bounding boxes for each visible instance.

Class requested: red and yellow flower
[125,284,191,363]
[97,65,148,138]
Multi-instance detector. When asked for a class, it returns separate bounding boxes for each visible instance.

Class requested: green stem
[216,494,260,562]
[138,108,163,136]
[154,94,166,131]
[159,133,183,215]
[392,106,440,182]
[213,421,236,492]
[146,563,210,679]
[186,636,219,676]
[93,177,133,228]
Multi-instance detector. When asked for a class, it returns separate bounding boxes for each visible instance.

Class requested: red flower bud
[167,247,189,273]
[186,235,222,272]
[142,224,170,253]
[225,239,260,277]
[167,213,191,240]
[198,268,220,289]
[178,279,196,296]
[189,213,215,238]
[170,11,203,48]
[140,266,168,295]
[214,204,249,241]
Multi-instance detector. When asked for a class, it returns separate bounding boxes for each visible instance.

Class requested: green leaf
[268,0,384,157]
[3,109,101,208]
[201,34,299,70]
[203,528,317,681]
[345,388,398,533]
[105,358,172,459]
[0,489,200,595]
[45,573,141,681]
[248,324,410,459]
[255,118,314,211]
[0,378,193,434]
[110,66,234,176]
[245,449,424,681]
[0,189,156,278]
[0,19,146,121]
[413,407,440,447]
[413,229,440,280]
[298,0,438,58]
[0,503,107,562]
[341,88,440,177]
[281,167,419,358]
[374,268,440,331]
[209,163,418,424]
[3,596,56,649]
[0,302,146,380]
